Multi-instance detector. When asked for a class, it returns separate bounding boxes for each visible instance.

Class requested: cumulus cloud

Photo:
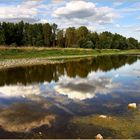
[115,24,121,28]
[135,29,140,32]
[53,1,118,26]
[112,1,124,7]
[53,1,96,19]
[52,0,64,3]
[118,2,140,15]
[0,0,41,23]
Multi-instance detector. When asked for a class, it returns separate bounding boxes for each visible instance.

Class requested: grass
[0,47,140,60]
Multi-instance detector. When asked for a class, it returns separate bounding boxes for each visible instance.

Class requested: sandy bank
[0,55,93,70]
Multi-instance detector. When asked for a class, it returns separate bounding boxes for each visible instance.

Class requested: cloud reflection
[0,84,41,98]
[0,71,120,101]
[0,103,55,132]
[54,74,119,100]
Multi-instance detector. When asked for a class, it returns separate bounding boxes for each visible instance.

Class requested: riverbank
[0,47,140,70]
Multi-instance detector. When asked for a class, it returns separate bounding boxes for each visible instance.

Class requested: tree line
[0,21,139,49]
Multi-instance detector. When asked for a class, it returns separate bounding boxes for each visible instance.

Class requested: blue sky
[0,0,140,40]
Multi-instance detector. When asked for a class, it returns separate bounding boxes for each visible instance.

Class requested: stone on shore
[99,115,107,119]
[128,103,136,109]
[95,134,103,139]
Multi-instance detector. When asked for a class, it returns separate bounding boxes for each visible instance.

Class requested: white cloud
[52,0,64,3]
[137,16,140,20]
[53,1,96,19]
[113,1,123,7]
[115,24,121,28]
[53,0,119,27]
[36,19,48,23]
[0,0,41,23]
[118,2,140,14]
[135,29,140,32]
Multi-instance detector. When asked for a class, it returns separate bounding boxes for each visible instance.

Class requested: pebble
[128,103,137,109]
[99,115,107,119]
[95,134,103,139]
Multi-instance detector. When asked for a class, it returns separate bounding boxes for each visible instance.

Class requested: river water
[0,55,140,138]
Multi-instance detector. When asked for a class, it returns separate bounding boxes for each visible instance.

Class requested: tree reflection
[0,55,138,86]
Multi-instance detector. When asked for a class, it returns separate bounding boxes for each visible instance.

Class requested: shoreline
[0,48,140,70]
[0,55,94,70]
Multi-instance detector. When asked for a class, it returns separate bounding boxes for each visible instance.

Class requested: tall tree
[65,27,76,48]
[0,23,5,45]
[98,31,113,49]
[51,23,58,47]
[76,26,89,47]
[43,23,52,47]
[57,29,65,47]
[90,32,99,49]
[35,23,44,46]
[15,21,24,46]
[111,33,128,49]
[127,37,139,49]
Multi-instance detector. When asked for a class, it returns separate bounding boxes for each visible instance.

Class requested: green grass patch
[0,47,140,60]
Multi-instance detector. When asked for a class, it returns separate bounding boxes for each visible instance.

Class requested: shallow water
[0,55,140,138]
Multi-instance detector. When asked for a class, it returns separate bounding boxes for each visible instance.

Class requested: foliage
[65,27,76,48]
[0,21,139,49]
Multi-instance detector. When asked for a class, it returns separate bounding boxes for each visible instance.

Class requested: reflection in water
[0,84,41,98]
[71,109,140,139]
[0,103,55,132]
[54,75,119,100]
[0,55,140,138]
[0,55,138,86]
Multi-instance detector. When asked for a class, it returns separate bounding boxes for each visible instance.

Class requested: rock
[95,134,103,139]
[128,103,136,109]
[22,95,25,98]
[99,115,107,119]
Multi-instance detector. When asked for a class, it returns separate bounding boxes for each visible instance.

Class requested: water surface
[0,55,140,138]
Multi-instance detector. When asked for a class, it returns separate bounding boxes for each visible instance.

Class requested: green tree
[111,33,128,50]
[43,23,52,47]
[15,21,24,46]
[90,32,99,49]
[0,23,5,45]
[0,21,139,49]
[76,26,89,47]
[51,23,58,47]
[98,31,113,49]
[127,37,139,49]
[65,27,76,48]
[35,23,44,46]
[57,29,65,47]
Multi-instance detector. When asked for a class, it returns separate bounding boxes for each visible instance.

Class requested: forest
[0,21,139,49]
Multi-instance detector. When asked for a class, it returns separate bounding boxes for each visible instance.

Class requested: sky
[0,0,140,40]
